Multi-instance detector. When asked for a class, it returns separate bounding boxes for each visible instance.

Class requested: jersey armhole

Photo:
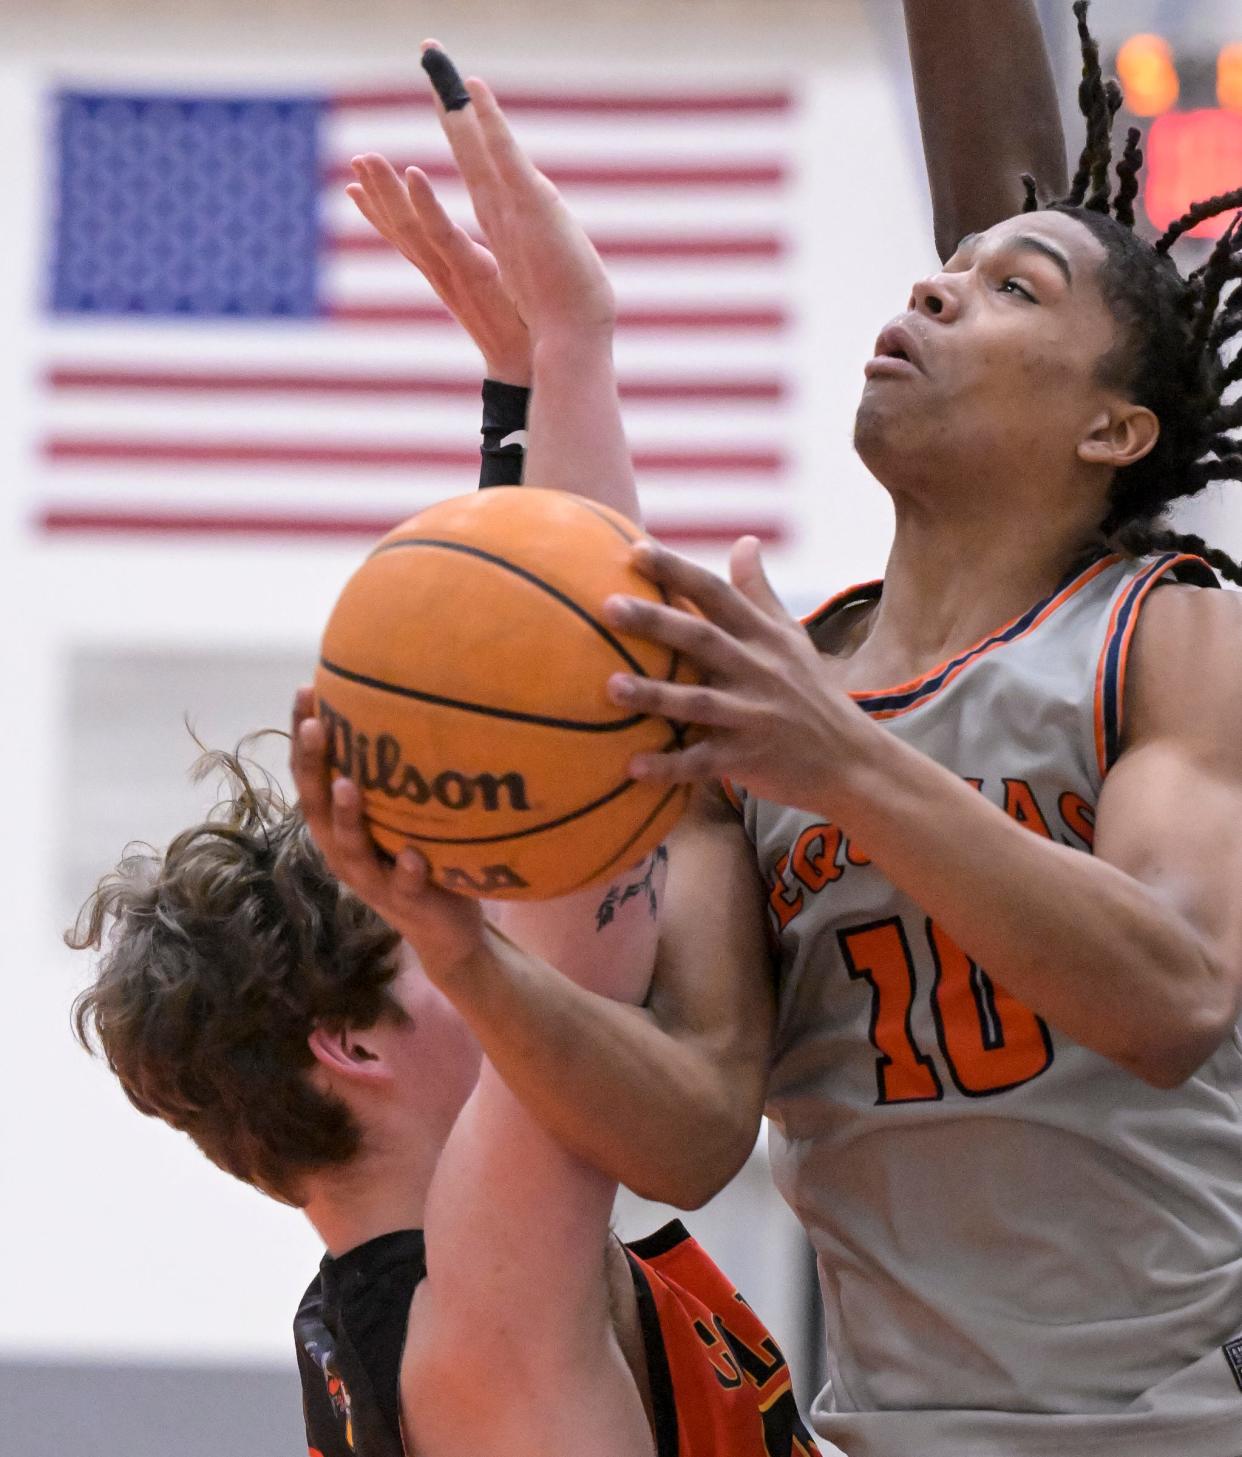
[1093,553,1219,776]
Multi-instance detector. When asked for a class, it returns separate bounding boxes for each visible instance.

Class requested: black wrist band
[421,48,471,112]
[479,379,530,489]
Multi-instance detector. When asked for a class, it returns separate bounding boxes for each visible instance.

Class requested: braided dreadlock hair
[1022,1,1242,584]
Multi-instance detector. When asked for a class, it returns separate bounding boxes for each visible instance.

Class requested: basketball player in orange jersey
[297,7,1242,1456]
[73,738,816,1457]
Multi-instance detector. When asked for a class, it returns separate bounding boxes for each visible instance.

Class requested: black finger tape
[421,49,471,112]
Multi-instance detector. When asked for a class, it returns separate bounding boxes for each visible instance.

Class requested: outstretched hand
[346,43,618,375]
[602,538,870,814]
[421,43,616,344]
[290,687,489,980]
[346,151,531,386]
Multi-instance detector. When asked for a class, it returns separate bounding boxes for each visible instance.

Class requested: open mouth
[866,323,924,380]
[865,346,920,381]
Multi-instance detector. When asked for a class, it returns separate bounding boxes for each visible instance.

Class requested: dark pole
[797,1231,826,1417]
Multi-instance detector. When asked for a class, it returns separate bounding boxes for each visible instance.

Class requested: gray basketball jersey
[731,552,1242,1457]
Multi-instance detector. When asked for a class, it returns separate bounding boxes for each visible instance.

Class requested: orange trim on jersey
[720,777,744,814]
[802,555,1120,722]
[801,579,882,629]
[1092,553,1214,777]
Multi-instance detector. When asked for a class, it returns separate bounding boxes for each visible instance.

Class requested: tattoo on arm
[595,845,669,930]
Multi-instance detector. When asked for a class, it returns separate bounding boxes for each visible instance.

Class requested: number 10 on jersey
[838,918,1054,1102]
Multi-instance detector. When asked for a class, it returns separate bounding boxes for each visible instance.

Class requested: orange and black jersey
[626,1221,819,1457]
[295,1220,817,1457]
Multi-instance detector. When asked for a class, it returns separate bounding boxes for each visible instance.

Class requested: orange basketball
[313,488,700,900]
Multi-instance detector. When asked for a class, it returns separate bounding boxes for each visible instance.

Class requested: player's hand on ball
[421,43,616,343]
[290,688,489,978]
[346,152,531,387]
[602,538,869,814]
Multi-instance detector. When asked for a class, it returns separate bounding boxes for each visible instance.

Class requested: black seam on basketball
[559,500,685,697]
[319,658,647,734]
[569,496,644,546]
[565,782,684,893]
[365,772,642,846]
[368,536,650,676]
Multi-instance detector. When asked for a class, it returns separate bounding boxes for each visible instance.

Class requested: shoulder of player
[1123,582,1242,749]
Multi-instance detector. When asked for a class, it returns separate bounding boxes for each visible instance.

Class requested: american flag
[39,77,799,548]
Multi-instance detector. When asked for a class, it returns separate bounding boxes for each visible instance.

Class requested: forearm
[426,921,754,1206]
[904,0,1067,260]
[827,717,1222,1082]
[525,330,640,525]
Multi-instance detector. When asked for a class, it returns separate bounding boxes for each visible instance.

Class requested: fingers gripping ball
[313,489,699,900]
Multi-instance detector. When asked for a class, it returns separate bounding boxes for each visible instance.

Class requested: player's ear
[308,1023,390,1085]
[1077,401,1160,471]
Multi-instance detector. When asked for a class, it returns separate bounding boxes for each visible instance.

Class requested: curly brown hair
[68,738,402,1205]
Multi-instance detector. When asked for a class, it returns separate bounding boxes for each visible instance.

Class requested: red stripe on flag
[47,367,785,403]
[325,159,785,188]
[38,507,788,546]
[327,302,786,330]
[44,439,783,472]
[329,88,792,116]
[327,230,785,261]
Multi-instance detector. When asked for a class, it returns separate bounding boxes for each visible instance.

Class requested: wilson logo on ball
[321,700,531,813]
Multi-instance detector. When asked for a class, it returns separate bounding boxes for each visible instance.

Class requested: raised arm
[398,870,660,1457]
[299,57,775,1207]
[904,0,1068,261]
[344,153,533,489]
[428,58,636,521]
[345,46,636,522]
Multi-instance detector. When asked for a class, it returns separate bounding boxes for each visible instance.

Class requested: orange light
[1117,34,1179,117]
[1219,43,1242,113]
[1145,110,1242,239]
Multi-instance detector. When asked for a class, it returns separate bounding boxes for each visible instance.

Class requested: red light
[1145,110,1242,239]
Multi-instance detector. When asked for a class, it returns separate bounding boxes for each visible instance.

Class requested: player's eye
[1000,278,1037,302]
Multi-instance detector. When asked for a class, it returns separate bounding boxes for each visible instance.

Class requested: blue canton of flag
[52,91,323,318]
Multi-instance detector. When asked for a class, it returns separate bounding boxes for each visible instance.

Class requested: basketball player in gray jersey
[295,5,1242,1455]
[584,9,1242,1452]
